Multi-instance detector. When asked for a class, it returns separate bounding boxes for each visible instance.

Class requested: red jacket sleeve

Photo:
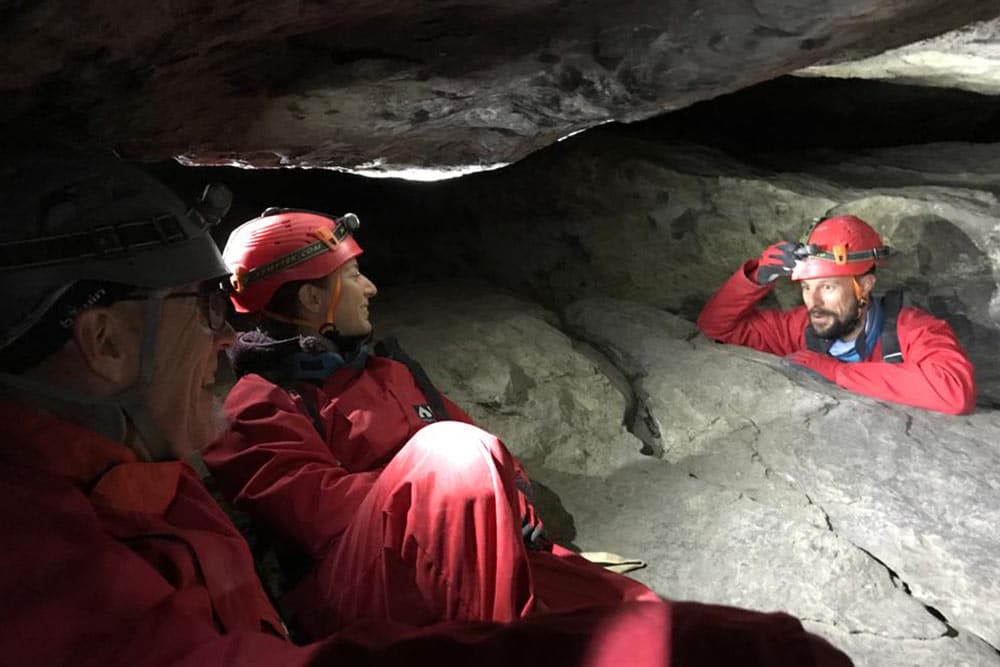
[203,374,380,559]
[699,264,976,415]
[832,308,976,415]
[697,259,807,357]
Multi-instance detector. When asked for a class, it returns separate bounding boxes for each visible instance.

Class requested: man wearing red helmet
[698,215,975,415]
[201,208,853,666]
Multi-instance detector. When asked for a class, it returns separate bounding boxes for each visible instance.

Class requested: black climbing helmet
[0,148,231,349]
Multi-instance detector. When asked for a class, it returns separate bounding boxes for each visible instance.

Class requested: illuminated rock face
[2,1,997,171]
[381,133,1000,405]
[374,284,1000,666]
[797,17,1000,95]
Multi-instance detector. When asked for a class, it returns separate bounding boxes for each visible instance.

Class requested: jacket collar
[0,400,182,514]
[229,329,369,383]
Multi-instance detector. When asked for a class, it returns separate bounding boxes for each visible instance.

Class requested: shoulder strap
[375,336,450,420]
[879,290,904,364]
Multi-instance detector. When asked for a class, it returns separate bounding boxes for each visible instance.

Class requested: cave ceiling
[797,16,1000,94]
[3,2,1000,175]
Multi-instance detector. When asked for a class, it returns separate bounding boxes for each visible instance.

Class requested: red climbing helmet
[223,208,363,313]
[791,215,890,281]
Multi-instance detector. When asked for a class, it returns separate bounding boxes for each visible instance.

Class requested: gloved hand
[785,349,840,382]
[522,512,545,548]
[515,473,546,549]
[756,241,800,285]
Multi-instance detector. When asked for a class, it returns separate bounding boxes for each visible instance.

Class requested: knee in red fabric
[401,421,517,496]
[373,422,533,625]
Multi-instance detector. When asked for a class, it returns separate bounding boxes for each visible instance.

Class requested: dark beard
[810,303,863,341]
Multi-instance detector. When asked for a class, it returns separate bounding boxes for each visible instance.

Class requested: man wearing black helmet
[0,148,852,667]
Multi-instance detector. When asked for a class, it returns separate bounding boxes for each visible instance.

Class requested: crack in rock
[800,616,960,643]
[555,316,1000,654]
[851,544,967,642]
[804,493,835,532]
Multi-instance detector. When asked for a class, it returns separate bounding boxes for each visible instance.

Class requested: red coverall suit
[0,402,852,667]
[697,260,976,415]
[0,399,676,666]
[204,353,660,639]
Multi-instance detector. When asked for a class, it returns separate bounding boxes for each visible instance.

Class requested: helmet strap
[262,274,344,336]
[318,275,342,337]
[117,296,175,461]
[852,276,868,309]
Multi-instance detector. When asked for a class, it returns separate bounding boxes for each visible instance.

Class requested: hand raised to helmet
[755,241,800,285]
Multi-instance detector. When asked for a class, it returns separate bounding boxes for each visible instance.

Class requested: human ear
[72,307,138,385]
[860,273,877,297]
[296,282,325,315]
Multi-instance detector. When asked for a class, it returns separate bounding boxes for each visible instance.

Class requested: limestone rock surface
[798,17,1000,95]
[373,282,647,476]
[565,295,1000,655]
[412,133,1000,403]
[374,283,1000,665]
[2,2,997,171]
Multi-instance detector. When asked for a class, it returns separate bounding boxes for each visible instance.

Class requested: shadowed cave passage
[155,71,1000,665]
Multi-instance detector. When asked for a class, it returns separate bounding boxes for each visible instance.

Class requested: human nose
[363,274,378,297]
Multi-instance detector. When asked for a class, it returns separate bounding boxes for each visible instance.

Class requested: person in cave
[205,206,665,639]
[0,147,855,667]
[202,206,847,667]
[697,214,975,415]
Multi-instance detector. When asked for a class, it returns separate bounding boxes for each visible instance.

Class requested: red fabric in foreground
[0,400,851,666]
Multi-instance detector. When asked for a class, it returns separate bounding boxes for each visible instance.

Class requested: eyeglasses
[119,282,232,332]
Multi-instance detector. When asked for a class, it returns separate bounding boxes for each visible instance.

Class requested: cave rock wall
[3,2,998,171]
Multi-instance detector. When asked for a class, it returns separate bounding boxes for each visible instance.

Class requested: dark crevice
[923,605,960,638]
[804,493,834,532]
[555,323,666,459]
[853,545,963,641]
[622,75,1000,153]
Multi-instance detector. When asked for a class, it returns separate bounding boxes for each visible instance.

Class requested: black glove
[515,475,545,548]
[756,241,799,285]
[522,513,545,548]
